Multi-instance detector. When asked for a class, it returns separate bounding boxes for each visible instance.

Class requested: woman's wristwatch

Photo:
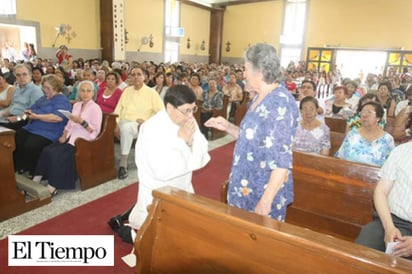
[81,120,89,128]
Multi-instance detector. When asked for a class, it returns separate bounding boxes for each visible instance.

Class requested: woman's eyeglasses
[359,110,376,116]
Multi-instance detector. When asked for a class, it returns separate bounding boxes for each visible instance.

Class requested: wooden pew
[330,130,345,156]
[325,117,347,133]
[75,113,117,190]
[0,127,51,222]
[134,186,412,274]
[287,151,380,241]
[385,116,409,144]
[221,151,380,242]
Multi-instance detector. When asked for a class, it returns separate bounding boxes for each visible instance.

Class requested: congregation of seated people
[2,50,412,258]
[2,51,412,176]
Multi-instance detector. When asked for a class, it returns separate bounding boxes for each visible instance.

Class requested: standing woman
[205,43,299,221]
[29,43,37,62]
[33,80,102,195]
[56,45,73,73]
[96,71,123,113]
[13,74,71,177]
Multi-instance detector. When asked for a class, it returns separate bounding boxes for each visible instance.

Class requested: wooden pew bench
[134,186,412,273]
[75,113,117,190]
[0,127,51,222]
[221,151,380,242]
[287,151,380,241]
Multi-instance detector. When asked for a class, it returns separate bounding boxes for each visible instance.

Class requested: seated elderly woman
[32,80,102,195]
[13,74,72,178]
[293,96,330,156]
[335,101,395,167]
[346,93,386,133]
[200,78,224,138]
[324,85,354,119]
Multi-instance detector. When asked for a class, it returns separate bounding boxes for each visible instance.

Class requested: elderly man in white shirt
[108,84,210,243]
[355,142,412,260]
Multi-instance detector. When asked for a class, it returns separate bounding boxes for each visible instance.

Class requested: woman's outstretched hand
[204,116,228,132]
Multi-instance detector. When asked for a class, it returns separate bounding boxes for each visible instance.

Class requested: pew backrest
[135,186,412,274]
[287,151,380,241]
[221,151,380,241]
[325,117,347,133]
[0,128,51,221]
[75,112,117,190]
[330,130,345,156]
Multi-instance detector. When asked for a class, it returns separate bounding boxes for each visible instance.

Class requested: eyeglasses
[130,73,143,77]
[175,105,198,115]
[15,73,29,77]
[359,110,376,116]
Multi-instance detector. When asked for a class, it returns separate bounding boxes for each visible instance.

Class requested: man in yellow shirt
[113,66,164,179]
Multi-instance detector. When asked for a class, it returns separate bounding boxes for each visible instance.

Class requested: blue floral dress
[335,128,395,166]
[228,87,299,221]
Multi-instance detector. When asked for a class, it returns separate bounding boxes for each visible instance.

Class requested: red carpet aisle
[0,141,235,274]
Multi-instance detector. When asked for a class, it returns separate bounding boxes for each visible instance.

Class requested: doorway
[335,50,387,82]
[0,22,37,61]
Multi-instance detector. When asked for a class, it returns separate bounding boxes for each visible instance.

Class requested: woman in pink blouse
[32,80,103,196]
[96,72,123,113]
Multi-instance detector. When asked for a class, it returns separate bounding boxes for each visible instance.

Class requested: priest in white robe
[128,84,210,229]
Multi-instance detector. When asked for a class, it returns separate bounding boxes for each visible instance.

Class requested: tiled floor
[0,135,234,239]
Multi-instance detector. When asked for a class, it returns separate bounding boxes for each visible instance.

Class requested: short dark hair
[300,96,319,110]
[164,84,196,108]
[106,71,120,84]
[333,85,348,95]
[301,79,317,90]
[345,79,358,89]
[378,81,392,91]
[357,93,380,113]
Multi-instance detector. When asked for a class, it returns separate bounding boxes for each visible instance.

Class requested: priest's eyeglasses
[175,105,198,115]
